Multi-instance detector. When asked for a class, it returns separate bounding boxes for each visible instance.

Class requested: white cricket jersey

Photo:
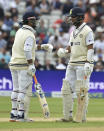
[68,22,94,65]
[9,25,36,70]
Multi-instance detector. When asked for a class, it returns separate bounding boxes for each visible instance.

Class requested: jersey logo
[71,42,80,46]
[79,34,83,38]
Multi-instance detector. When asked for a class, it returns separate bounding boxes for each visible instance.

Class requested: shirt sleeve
[24,36,34,51]
[86,31,94,45]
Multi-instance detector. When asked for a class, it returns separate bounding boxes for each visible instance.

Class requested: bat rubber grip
[34,75,38,84]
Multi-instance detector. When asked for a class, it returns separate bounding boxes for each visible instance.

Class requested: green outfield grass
[0,96,104,129]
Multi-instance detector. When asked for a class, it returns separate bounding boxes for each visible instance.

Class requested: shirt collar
[22,25,36,34]
[76,22,86,31]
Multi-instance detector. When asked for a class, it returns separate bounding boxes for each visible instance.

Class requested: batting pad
[61,79,73,120]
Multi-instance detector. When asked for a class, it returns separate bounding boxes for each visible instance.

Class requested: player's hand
[57,48,68,58]
[27,64,36,76]
[84,63,91,76]
[41,44,53,53]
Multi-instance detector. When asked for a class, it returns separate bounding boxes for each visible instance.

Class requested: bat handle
[33,75,38,84]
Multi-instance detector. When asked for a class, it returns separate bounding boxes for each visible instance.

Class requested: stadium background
[0,0,104,97]
[0,0,104,130]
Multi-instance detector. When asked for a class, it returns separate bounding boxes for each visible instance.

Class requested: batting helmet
[22,11,39,29]
[67,7,84,27]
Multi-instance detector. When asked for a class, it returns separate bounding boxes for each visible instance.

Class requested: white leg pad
[61,79,73,120]
[24,84,32,119]
[82,93,89,121]
[11,91,18,115]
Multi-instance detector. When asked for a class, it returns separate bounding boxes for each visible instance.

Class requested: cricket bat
[33,75,50,118]
[75,76,87,122]
[75,87,87,122]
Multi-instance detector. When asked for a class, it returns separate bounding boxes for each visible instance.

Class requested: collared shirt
[72,22,94,46]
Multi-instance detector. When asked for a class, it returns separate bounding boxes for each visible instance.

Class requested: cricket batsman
[9,11,53,122]
[57,7,94,122]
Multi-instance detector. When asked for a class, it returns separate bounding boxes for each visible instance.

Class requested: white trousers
[65,64,90,93]
[11,70,32,93]
[62,64,92,120]
[10,69,32,117]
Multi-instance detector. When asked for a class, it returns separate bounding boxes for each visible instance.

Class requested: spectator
[84,7,93,24]
[48,35,63,50]
[62,0,73,15]
[76,0,84,9]
[0,6,4,20]
[0,58,8,69]
[56,58,66,70]
[10,22,20,36]
[95,26,104,40]
[61,20,70,33]
[0,48,11,64]
[40,0,50,14]
[26,0,40,15]
[44,59,55,70]
[9,2,18,18]
[37,19,48,38]
[94,61,104,72]
[2,30,9,41]
[3,12,13,31]
[94,33,104,53]
[51,0,62,10]
[98,0,104,16]
[34,58,44,70]
[0,0,11,11]
[7,31,15,55]
[59,28,69,47]
[101,16,104,28]
[0,31,7,50]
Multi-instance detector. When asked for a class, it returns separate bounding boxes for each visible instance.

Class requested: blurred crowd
[0,0,104,71]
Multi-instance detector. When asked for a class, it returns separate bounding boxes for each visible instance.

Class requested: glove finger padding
[41,44,53,53]
[27,64,36,76]
[84,63,92,76]
[48,44,53,53]
[57,48,66,58]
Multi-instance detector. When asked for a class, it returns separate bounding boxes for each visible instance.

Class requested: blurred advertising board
[0,70,104,98]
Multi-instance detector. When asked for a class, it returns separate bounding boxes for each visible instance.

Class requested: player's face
[71,16,77,25]
[28,17,40,29]
[65,15,77,26]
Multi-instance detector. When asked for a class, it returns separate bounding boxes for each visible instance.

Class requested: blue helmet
[67,7,84,26]
[69,7,84,18]
[22,11,39,29]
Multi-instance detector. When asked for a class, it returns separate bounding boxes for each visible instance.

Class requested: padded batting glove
[27,64,36,76]
[57,48,69,58]
[41,44,53,53]
[84,63,91,76]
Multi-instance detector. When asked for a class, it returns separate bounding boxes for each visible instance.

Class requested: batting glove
[27,64,36,76]
[57,48,68,58]
[84,63,91,76]
[41,44,53,53]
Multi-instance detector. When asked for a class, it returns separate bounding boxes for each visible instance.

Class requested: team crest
[79,34,83,38]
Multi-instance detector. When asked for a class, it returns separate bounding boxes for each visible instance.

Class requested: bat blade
[34,75,50,118]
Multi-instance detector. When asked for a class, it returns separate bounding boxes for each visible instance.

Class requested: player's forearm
[35,44,53,53]
[66,46,71,53]
[35,45,41,50]
[87,44,94,63]
[24,51,33,64]
[87,49,94,63]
